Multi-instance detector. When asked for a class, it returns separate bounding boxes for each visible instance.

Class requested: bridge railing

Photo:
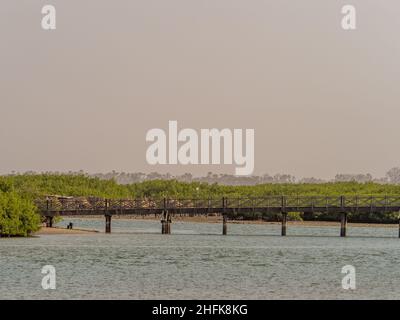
[166,199,223,209]
[285,196,343,208]
[108,199,165,210]
[225,196,344,208]
[342,196,400,208]
[36,195,400,212]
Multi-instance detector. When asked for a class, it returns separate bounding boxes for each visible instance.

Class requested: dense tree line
[10,168,400,185]
[87,168,400,185]
[4,173,400,199]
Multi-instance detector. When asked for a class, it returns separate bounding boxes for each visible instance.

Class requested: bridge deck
[37,196,400,237]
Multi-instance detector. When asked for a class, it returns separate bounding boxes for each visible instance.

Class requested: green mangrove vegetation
[0,190,40,237]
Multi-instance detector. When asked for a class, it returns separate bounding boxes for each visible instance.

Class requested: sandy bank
[34,226,99,235]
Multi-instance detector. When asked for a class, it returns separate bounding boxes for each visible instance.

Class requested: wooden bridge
[36,195,400,237]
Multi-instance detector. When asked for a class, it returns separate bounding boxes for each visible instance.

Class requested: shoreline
[60,215,399,229]
[34,226,99,235]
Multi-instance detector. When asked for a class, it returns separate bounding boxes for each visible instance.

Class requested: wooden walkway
[37,196,400,237]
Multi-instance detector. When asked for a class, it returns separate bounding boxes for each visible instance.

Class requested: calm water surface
[1,218,399,299]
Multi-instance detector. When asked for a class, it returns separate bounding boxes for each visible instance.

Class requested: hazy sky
[1,1,399,179]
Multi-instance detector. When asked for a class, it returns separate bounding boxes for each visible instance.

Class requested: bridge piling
[222,215,227,235]
[105,215,111,233]
[165,212,171,234]
[161,219,166,234]
[281,212,287,236]
[161,210,171,234]
[45,216,53,228]
[340,213,347,237]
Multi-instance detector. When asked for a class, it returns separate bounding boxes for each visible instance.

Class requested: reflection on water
[0,218,399,300]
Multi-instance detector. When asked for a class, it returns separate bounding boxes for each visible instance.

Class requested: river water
[1,218,400,299]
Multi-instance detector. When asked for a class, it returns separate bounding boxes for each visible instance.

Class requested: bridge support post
[161,211,171,234]
[222,215,227,235]
[161,218,166,234]
[45,216,53,228]
[281,212,287,236]
[167,213,172,234]
[340,213,347,237]
[105,215,112,233]
[398,218,400,238]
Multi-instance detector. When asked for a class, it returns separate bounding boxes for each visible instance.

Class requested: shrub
[288,212,303,221]
[0,191,40,237]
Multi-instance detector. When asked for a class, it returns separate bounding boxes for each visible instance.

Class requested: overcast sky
[0,1,399,179]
